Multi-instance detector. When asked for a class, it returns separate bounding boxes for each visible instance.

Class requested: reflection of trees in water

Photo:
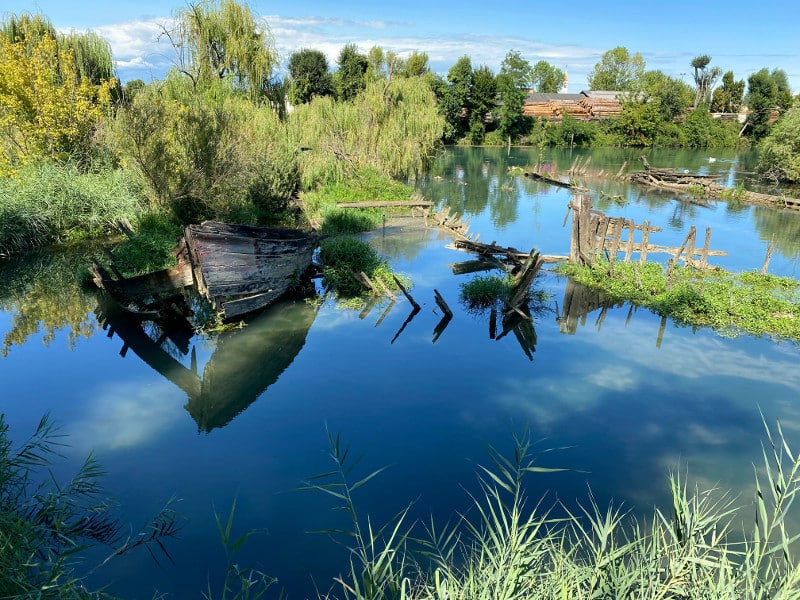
[752,206,800,260]
[0,246,100,357]
[365,219,440,263]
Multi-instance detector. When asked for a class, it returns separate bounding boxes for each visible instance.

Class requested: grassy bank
[557,260,800,342]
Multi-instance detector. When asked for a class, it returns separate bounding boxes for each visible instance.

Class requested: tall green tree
[287,48,331,105]
[468,65,497,143]
[399,51,430,78]
[530,60,564,93]
[690,54,722,108]
[711,71,745,113]
[334,43,368,101]
[744,68,790,140]
[446,55,473,140]
[759,103,800,182]
[640,70,693,121]
[496,50,531,142]
[588,46,645,91]
[168,0,277,98]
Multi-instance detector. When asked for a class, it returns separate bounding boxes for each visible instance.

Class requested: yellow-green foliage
[0,17,116,174]
[289,77,445,189]
[0,31,114,173]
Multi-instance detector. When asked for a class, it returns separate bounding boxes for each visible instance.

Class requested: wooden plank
[220,289,284,319]
[335,200,432,208]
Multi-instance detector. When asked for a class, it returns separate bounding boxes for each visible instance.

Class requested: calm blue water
[1,148,799,598]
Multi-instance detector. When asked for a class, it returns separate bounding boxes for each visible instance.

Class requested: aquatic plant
[459,273,514,310]
[0,160,144,255]
[312,419,800,599]
[557,260,800,342]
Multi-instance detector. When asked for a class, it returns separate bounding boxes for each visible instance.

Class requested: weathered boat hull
[184,221,318,319]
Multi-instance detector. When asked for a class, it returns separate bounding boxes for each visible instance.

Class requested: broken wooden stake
[761,242,774,275]
[434,289,453,317]
[393,275,420,310]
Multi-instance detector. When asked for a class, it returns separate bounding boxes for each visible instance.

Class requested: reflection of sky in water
[1,147,799,598]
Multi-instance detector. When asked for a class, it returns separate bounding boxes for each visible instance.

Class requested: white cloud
[67,379,184,454]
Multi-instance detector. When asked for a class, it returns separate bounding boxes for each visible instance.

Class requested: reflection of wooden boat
[90,221,318,321]
[186,300,317,432]
[95,293,318,433]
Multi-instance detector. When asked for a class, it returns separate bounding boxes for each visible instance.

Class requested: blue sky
[3,0,799,92]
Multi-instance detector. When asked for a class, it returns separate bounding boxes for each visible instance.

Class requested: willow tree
[289,76,444,187]
[1,13,115,87]
[169,0,277,98]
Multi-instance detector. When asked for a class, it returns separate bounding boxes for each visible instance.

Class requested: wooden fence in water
[569,194,727,269]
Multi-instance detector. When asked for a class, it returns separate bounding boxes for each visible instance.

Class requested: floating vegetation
[557,260,800,342]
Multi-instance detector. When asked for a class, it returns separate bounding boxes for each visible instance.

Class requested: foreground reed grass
[306,420,800,600]
[0,414,180,598]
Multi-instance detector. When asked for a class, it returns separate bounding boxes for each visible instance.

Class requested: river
[1,147,799,598]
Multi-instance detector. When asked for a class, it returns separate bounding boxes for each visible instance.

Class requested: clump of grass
[686,183,707,198]
[557,260,800,342]
[459,273,514,310]
[110,210,183,277]
[300,168,416,233]
[720,181,747,202]
[320,208,382,236]
[319,236,406,298]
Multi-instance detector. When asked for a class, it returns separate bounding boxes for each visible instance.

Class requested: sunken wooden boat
[91,221,318,320]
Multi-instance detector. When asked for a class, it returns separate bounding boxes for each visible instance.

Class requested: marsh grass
[311,420,800,600]
[557,260,800,342]
[300,168,416,234]
[459,273,514,310]
[0,161,144,255]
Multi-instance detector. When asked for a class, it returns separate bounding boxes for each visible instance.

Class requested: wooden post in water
[666,258,676,291]
[656,315,667,348]
[699,227,712,268]
[685,226,696,266]
[625,219,636,263]
[640,221,650,263]
[761,241,775,275]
